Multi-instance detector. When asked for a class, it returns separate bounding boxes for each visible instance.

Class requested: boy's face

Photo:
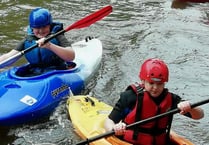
[142,80,165,97]
[33,25,50,38]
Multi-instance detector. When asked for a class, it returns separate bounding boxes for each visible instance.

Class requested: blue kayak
[0,38,102,126]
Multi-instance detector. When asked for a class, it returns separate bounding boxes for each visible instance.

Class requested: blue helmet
[29,7,52,28]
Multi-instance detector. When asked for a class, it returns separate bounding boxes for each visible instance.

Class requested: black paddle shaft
[75,98,209,145]
[0,29,66,68]
[23,30,65,54]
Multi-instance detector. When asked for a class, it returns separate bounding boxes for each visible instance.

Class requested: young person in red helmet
[0,7,75,76]
[104,58,204,145]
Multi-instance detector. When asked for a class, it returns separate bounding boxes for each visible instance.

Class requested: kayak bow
[67,95,195,145]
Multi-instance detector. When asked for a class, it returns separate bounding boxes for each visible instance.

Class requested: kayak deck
[0,38,103,126]
[67,95,194,145]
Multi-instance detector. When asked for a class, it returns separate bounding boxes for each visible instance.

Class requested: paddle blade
[65,5,113,32]
[0,52,23,68]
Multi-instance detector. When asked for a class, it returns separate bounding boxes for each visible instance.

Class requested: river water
[1,0,209,145]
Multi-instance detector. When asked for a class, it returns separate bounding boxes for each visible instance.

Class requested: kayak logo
[20,95,37,106]
[51,84,69,98]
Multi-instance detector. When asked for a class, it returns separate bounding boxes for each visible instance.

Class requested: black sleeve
[56,34,71,47]
[14,39,25,51]
[171,93,181,109]
[172,93,192,118]
[108,90,137,123]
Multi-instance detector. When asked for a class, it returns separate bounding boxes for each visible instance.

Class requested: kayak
[67,95,194,145]
[0,38,102,126]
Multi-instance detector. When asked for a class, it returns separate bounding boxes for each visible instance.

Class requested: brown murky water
[1,0,209,144]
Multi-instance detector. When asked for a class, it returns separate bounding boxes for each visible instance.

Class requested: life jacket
[123,84,174,145]
[23,22,64,66]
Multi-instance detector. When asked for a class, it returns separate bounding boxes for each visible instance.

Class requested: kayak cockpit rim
[8,61,80,80]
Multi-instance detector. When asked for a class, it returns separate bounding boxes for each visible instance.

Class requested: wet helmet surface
[139,58,169,83]
[29,7,52,28]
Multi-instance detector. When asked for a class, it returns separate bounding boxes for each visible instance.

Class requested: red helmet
[139,58,169,83]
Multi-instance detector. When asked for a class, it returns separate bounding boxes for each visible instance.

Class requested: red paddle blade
[65,5,113,32]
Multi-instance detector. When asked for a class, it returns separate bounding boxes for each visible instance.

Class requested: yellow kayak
[67,95,194,145]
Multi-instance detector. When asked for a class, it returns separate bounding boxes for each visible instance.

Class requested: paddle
[0,5,113,68]
[76,98,209,145]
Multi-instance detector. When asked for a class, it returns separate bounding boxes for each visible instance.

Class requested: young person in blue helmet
[104,58,204,145]
[0,7,75,76]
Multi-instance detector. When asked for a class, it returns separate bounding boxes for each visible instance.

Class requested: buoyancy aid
[23,22,64,66]
[123,84,173,145]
